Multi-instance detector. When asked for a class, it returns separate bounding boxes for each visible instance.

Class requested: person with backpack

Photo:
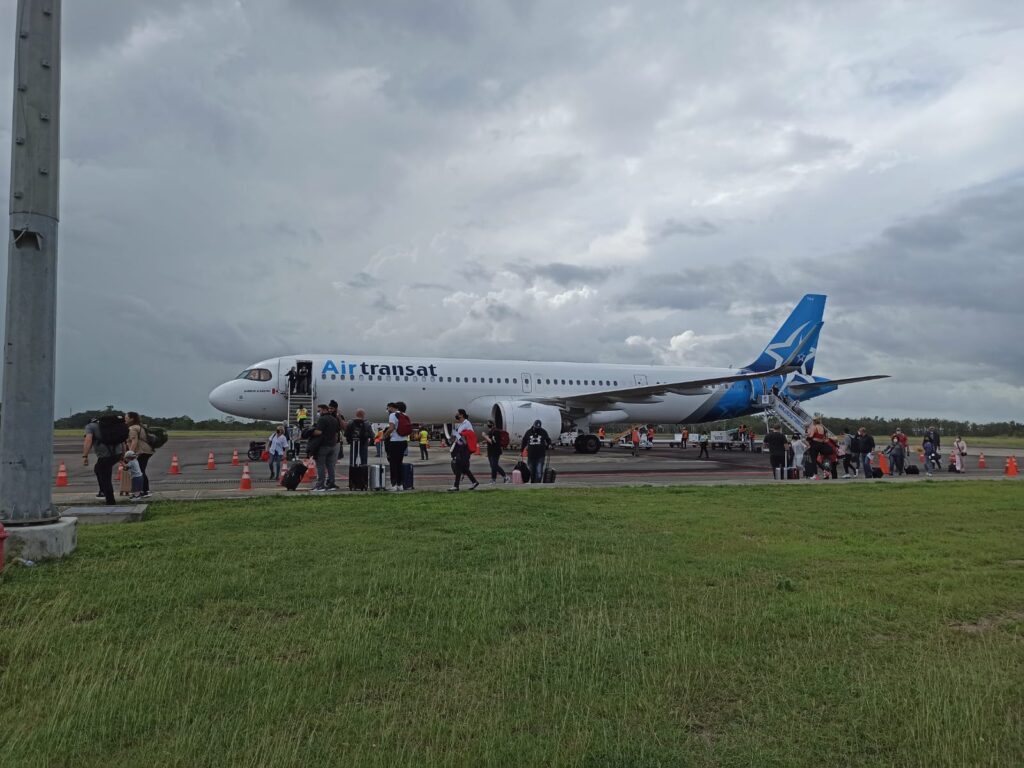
[953,436,968,473]
[328,400,346,459]
[384,401,412,491]
[448,408,480,491]
[124,411,155,498]
[344,408,373,468]
[82,414,128,504]
[310,403,340,492]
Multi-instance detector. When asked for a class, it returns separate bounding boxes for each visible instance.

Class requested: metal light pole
[0,0,61,524]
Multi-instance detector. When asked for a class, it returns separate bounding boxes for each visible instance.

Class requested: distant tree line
[51,406,277,432]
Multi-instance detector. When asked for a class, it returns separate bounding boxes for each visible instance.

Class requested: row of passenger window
[320,373,620,387]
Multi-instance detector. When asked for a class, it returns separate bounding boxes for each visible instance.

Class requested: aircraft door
[521,373,532,393]
[634,374,648,386]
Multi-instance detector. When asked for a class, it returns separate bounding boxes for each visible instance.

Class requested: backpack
[143,425,168,450]
[395,412,412,437]
[96,415,130,446]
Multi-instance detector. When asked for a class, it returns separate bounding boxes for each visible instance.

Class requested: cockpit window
[235,368,272,382]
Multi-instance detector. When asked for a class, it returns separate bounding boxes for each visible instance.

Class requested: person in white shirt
[267,425,289,480]
[384,401,410,491]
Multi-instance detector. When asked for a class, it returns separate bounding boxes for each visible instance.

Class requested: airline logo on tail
[745,294,825,376]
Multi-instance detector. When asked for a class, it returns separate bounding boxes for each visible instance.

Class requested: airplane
[208,294,887,453]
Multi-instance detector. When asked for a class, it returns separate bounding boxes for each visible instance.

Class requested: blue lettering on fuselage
[321,359,439,377]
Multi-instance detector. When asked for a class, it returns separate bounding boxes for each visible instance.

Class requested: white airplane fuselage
[209,353,796,433]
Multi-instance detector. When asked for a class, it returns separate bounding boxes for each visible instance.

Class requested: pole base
[3,517,77,563]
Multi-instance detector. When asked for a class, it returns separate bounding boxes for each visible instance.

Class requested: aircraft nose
[209,381,234,412]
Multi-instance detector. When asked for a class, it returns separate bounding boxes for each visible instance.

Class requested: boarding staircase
[285,384,317,458]
[763,394,836,439]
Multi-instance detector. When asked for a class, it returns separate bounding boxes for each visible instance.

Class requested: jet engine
[467,400,565,445]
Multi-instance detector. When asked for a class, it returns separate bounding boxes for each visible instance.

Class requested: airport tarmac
[50,435,1019,504]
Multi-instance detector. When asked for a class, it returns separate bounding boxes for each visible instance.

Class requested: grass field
[2,484,1023,767]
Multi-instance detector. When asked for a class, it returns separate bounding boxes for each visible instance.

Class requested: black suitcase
[283,461,306,491]
[542,468,556,484]
[402,463,414,490]
[514,460,531,483]
[348,464,368,491]
[871,467,884,479]
[906,465,920,475]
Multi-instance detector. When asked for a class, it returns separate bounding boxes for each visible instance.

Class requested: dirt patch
[949,611,1024,634]
[1003,560,1024,567]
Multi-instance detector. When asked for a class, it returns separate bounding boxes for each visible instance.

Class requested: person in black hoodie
[520,419,553,483]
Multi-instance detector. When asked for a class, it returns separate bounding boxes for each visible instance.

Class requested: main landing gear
[574,434,602,454]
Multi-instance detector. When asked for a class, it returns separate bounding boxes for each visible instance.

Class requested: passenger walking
[697,431,710,459]
[124,411,154,498]
[630,426,641,457]
[521,419,553,483]
[858,427,876,478]
[791,435,809,477]
[328,400,346,459]
[310,403,339,491]
[484,420,509,484]
[286,366,298,394]
[419,427,429,460]
[884,437,905,476]
[763,425,788,479]
[925,426,941,453]
[267,425,289,480]
[953,436,967,472]
[82,414,127,505]
[841,426,859,478]
[384,402,412,491]
[805,417,829,479]
[449,408,480,491]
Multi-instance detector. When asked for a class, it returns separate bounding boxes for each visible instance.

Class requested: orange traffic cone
[303,459,316,483]
[169,454,181,474]
[239,463,252,490]
[55,461,68,487]
[231,449,240,466]
[1007,456,1019,477]
[978,452,987,469]
[876,452,890,476]
[206,452,216,470]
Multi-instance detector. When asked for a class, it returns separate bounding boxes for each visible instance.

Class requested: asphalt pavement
[50,435,1019,505]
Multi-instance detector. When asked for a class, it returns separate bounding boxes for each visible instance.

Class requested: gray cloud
[0,0,1022,422]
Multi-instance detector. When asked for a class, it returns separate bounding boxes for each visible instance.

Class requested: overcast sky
[2,1,1022,423]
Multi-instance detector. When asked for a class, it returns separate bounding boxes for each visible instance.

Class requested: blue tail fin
[746,294,826,375]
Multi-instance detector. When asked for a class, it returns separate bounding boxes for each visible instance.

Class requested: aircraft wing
[527,361,799,407]
[787,375,889,393]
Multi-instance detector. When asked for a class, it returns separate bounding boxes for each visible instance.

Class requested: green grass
[2,485,1023,767]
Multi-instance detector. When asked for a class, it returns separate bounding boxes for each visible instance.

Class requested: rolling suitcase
[542,458,556,484]
[402,463,415,490]
[283,461,306,491]
[369,462,386,491]
[511,469,524,484]
[348,450,368,491]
